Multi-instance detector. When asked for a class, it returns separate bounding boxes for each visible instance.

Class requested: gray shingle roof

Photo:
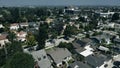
[114,38,120,43]
[31,49,52,68]
[76,38,92,47]
[72,42,86,54]
[69,61,92,68]
[85,54,107,68]
[46,48,72,64]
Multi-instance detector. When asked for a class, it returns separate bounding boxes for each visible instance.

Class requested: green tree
[10,8,20,23]
[7,32,16,42]
[76,54,85,61]
[6,41,23,58]
[112,13,119,21]
[37,23,48,50]
[0,41,23,67]
[0,28,4,33]
[26,34,36,47]
[85,34,90,38]
[63,25,78,37]
[58,42,74,52]
[78,17,86,22]
[5,52,34,68]
[0,48,6,67]
[3,23,10,32]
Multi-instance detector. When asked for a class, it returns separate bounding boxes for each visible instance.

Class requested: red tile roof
[0,34,8,40]
[10,23,19,26]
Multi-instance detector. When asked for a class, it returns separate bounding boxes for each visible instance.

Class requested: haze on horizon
[0,0,120,7]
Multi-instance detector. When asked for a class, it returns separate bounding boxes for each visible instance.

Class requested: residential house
[80,45,94,57]
[103,23,120,32]
[99,54,120,68]
[70,15,79,20]
[114,38,120,44]
[20,22,29,28]
[0,24,4,28]
[98,46,109,52]
[85,54,109,68]
[102,30,118,44]
[45,18,54,24]
[72,38,94,57]
[46,48,72,67]
[45,37,74,49]
[114,23,120,32]
[75,38,93,47]
[73,42,94,57]
[113,38,120,52]
[26,49,53,68]
[52,37,74,47]
[107,23,115,28]
[95,11,114,18]
[28,22,39,30]
[102,30,117,37]
[0,34,9,48]
[72,40,111,68]
[69,61,92,68]
[28,22,37,27]
[90,35,111,44]
[72,41,86,53]
[10,23,19,30]
[16,31,27,41]
[45,39,55,49]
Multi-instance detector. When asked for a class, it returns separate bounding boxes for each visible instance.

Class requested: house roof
[76,40,86,47]
[114,38,120,43]
[98,46,109,51]
[103,30,117,36]
[17,31,27,35]
[28,22,38,26]
[46,48,72,64]
[10,23,19,26]
[20,23,28,25]
[86,54,107,67]
[76,38,92,47]
[90,35,104,41]
[31,49,52,68]
[72,42,86,54]
[0,34,8,40]
[80,45,94,57]
[0,24,4,28]
[82,38,92,43]
[69,61,92,68]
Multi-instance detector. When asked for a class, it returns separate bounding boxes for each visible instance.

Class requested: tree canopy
[7,32,16,42]
[37,22,48,50]
[0,48,6,67]
[5,52,34,68]
[0,41,23,67]
[6,41,23,58]
[58,42,74,52]
[63,25,79,37]
[112,13,120,21]
[26,33,36,47]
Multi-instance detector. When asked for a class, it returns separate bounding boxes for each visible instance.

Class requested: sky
[0,0,120,7]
